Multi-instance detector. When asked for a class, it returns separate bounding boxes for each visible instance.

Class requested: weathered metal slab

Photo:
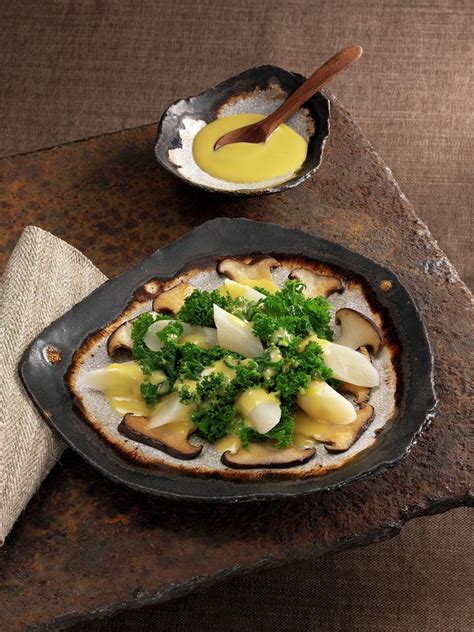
[0,93,472,630]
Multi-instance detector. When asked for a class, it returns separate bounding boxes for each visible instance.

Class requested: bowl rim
[154,64,331,196]
[19,218,437,503]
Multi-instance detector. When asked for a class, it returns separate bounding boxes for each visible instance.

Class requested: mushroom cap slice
[289,268,343,298]
[335,308,384,354]
[107,320,134,356]
[325,403,375,453]
[339,381,370,404]
[152,282,195,315]
[118,414,202,460]
[221,442,315,469]
[217,257,280,293]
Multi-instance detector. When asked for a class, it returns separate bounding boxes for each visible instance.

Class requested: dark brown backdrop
[0,1,472,630]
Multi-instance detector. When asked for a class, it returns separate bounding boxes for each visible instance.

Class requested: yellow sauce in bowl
[192,113,308,184]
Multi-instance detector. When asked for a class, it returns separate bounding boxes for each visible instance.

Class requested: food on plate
[80,258,387,471]
[289,268,343,298]
[192,114,308,184]
[335,307,384,353]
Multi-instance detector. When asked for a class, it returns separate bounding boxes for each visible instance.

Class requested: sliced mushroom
[118,414,202,460]
[221,442,315,469]
[152,282,195,315]
[335,308,384,354]
[339,347,371,403]
[107,320,134,355]
[217,257,280,293]
[289,268,343,298]
[325,403,375,453]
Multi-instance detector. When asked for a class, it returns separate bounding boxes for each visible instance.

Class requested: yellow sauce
[180,333,207,347]
[192,114,307,184]
[212,359,237,380]
[293,433,317,449]
[107,395,149,417]
[87,361,167,418]
[294,408,354,445]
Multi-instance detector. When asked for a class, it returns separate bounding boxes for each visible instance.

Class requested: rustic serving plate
[20,219,436,502]
[154,65,330,195]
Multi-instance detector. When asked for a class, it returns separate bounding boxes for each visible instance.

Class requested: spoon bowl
[154,65,330,195]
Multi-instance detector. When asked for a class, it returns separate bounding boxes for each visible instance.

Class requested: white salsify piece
[301,336,379,387]
[143,320,218,351]
[320,339,379,387]
[298,380,357,425]
[248,402,281,434]
[238,388,282,434]
[143,319,174,351]
[148,392,194,429]
[213,304,264,358]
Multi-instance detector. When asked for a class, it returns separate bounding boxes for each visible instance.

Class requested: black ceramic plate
[154,65,330,195]
[20,219,436,502]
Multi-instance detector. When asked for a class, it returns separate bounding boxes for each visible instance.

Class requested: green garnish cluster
[131,280,333,449]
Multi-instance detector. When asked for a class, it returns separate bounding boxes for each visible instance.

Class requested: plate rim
[19,218,437,502]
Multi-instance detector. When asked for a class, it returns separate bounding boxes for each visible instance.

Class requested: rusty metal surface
[0,93,472,630]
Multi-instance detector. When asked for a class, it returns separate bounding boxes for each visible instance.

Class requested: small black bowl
[154,65,330,196]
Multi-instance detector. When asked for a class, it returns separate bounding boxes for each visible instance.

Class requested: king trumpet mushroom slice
[335,308,384,354]
[148,391,195,429]
[221,278,266,302]
[288,268,343,298]
[217,257,280,293]
[297,380,357,424]
[152,282,195,315]
[221,442,316,469]
[119,414,202,460]
[294,404,375,453]
[238,388,282,434]
[339,347,371,403]
[107,320,134,355]
[213,304,264,357]
[325,403,375,453]
[299,336,379,387]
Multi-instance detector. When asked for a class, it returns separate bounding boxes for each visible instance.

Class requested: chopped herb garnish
[130,280,334,447]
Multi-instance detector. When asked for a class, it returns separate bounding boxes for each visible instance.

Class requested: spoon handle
[262,45,363,137]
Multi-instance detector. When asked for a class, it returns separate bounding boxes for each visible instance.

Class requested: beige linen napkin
[0,226,106,544]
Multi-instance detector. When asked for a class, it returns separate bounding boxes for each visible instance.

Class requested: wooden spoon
[214,45,363,150]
